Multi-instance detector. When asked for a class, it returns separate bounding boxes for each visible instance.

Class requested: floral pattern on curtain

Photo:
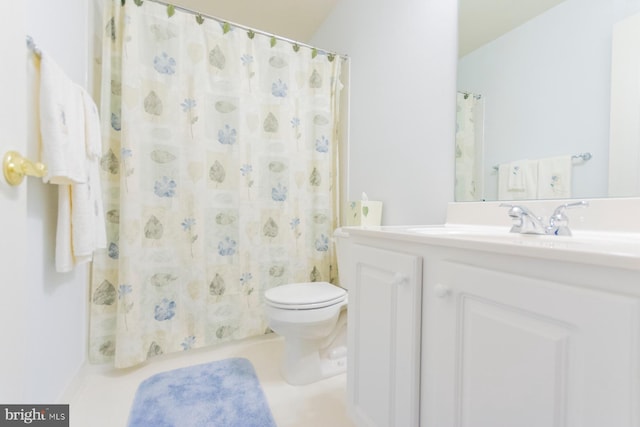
[89,0,345,368]
[455,91,484,202]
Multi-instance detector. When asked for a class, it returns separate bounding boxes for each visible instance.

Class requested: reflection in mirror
[455,92,484,201]
[456,0,640,202]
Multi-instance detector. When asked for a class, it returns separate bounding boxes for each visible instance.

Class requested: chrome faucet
[499,204,548,234]
[547,200,589,236]
[500,201,589,236]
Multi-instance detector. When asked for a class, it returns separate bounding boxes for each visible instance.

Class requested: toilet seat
[265,282,347,310]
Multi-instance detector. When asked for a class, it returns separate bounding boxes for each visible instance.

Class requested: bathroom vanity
[339,200,640,427]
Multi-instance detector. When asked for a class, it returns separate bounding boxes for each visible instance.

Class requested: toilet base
[280,311,347,385]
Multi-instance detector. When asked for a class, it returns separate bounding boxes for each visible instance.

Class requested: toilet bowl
[264,281,348,385]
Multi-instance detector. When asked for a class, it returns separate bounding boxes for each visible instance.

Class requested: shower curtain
[89,0,345,368]
[455,91,484,201]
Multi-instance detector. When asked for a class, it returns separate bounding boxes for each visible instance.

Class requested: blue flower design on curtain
[218,236,237,256]
[154,176,176,197]
[181,335,196,350]
[271,79,288,97]
[154,298,176,321]
[315,135,329,153]
[271,183,288,202]
[218,124,237,145]
[111,112,121,131]
[315,234,329,252]
[153,52,176,74]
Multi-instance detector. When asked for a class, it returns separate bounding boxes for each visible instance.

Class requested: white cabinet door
[348,244,422,427]
[426,260,640,427]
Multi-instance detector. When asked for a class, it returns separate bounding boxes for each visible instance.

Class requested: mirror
[456,0,640,201]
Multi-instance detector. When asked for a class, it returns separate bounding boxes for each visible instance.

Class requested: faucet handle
[551,200,589,215]
[499,203,527,217]
[499,203,525,233]
[548,200,589,236]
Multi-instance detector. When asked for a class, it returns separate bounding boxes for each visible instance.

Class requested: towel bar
[3,151,47,186]
[492,152,593,172]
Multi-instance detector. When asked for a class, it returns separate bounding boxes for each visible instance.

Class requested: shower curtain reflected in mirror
[89,0,346,368]
[455,91,484,201]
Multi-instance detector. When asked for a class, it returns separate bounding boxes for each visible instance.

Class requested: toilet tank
[333,228,352,290]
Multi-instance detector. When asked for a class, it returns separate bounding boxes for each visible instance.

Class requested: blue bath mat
[127,357,277,427]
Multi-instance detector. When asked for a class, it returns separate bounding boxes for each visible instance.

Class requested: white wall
[311,0,458,225]
[24,0,90,403]
[458,0,640,201]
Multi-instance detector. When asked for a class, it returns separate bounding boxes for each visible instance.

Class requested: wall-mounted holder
[3,151,47,186]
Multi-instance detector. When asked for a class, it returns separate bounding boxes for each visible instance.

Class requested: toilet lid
[265,282,347,310]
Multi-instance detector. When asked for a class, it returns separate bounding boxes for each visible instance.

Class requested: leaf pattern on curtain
[89,0,344,368]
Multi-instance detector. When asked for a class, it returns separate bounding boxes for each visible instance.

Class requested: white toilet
[264,281,348,385]
[264,229,352,385]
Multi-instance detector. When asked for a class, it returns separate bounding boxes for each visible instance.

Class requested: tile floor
[64,334,355,427]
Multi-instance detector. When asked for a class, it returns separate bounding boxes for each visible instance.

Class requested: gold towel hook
[3,151,47,186]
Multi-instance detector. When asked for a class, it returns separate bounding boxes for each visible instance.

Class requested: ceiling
[170,0,566,56]
[458,0,566,56]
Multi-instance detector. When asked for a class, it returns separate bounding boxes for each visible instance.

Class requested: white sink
[344,225,640,270]
[416,226,640,255]
[407,225,508,236]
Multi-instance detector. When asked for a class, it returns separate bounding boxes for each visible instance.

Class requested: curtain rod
[139,0,349,61]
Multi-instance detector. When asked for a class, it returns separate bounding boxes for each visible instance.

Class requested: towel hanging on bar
[26,35,42,58]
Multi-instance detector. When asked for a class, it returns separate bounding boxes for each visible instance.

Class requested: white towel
[56,186,74,272]
[56,87,108,272]
[82,88,103,160]
[537,156,572,199]
[39,51,107,272]
[498,160,538,200]
[39,53,87,185]
[507,160,528,190]
[74,89,107,262]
